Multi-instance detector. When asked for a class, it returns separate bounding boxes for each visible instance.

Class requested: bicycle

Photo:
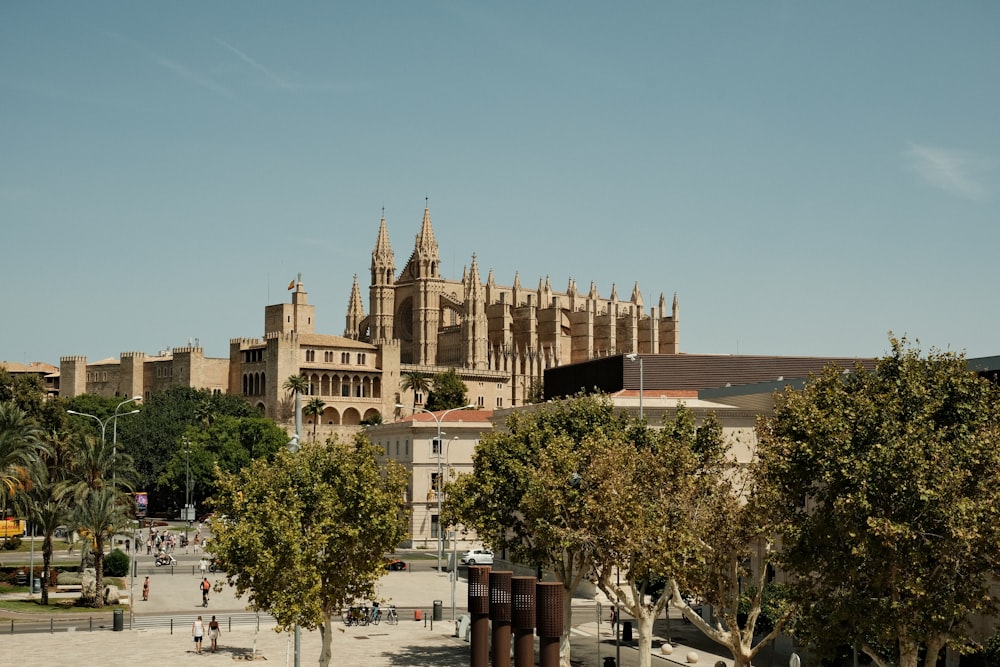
[371,606,382,625]
[384,605,398,625]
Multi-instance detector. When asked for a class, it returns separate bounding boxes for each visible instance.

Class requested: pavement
[0,539,786,667]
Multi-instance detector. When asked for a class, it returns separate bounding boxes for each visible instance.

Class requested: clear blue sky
[3,2,998,366]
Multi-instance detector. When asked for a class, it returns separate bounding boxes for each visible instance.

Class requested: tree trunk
[636,609,657,667]
[92,540,105,608]
[561,586,573,667]
[898,638,920,667]
[319,617,333,667]
[41,536,52,606]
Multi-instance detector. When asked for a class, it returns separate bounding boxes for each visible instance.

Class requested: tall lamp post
[395,403,475,573]
[625,353,644,421]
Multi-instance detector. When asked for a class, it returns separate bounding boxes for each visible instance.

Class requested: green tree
[14,432,73,605]
[73,486,131,607]
[445,393,627,666]
[158,417,288,514]
[758,338,1000,667]
[209,434,408,667]
[399,371,432,409]
[304,397,326,442]
[425,368,468,411]
[116,386,255,515]
[0,401,46,507]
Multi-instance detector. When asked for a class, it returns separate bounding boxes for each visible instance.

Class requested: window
[357,353,366,365]
[395,441,399,456]
[415,392,423,404]
[405,440,409,456]
[341,383,350,397]
[496,397,503,407]
[431,472,441,493]
[431,515,440,538]
[341,352,350,364]
[431,438,442,456]
[477,396,485,407]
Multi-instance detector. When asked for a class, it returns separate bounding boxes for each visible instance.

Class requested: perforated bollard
[468,565,492,667]
[489,571,513,667]
[536,582,564,667]
[511,576,536,667]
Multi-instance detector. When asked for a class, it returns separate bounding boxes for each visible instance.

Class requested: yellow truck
[0,518,26,538]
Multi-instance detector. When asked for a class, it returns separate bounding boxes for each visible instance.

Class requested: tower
[411,206,442,365]
[368,214,396,343]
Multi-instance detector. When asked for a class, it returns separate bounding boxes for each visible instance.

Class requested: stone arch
[342,407,362,426]
[323,407,341,425]
[363,408,382,424]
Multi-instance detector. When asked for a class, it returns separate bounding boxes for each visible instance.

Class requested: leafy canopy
[758,337,1000,667]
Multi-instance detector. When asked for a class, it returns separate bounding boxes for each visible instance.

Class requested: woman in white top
[192,615,205,653]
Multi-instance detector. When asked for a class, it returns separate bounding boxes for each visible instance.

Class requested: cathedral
[56,204,680,434]
[344,205,680,408]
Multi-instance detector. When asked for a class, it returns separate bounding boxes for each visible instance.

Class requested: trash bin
[32,578,40,594]
[113,609,124,632]
[433,599,443,621]
[622,620,632,642]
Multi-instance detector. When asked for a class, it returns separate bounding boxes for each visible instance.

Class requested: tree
[0,401,45,507]
[445,393,628,666]
[425,368,468,411]
[157,417,288,514]
[758,338,1000,667]
[118,386,256,515]
[399,371,432,409]
[304,397,326,442]
[209,433,408,667]
[73,486,130,607]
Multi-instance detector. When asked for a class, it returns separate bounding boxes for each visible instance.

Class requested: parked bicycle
[384,605,398,625]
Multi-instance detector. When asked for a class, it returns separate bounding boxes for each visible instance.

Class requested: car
[460,549,494,566]
[385,558,407,571]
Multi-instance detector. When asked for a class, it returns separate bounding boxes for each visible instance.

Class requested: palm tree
[16,433,73,605]
[74,486,129,607]
[399,371,432,410]
[283,375,309,442]
[0,401,45,508]
[304,397,326,442]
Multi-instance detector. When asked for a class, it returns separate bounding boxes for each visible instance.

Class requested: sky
[2,2,999,367]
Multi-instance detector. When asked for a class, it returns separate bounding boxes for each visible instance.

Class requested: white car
[460,549,494,566]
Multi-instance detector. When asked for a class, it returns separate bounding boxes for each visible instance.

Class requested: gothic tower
[461,254,489,369]
[345,274,365,341]
[411,206,442,365]
[369,215,396,343]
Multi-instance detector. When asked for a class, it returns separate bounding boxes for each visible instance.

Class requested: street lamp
[395,403,475,573]
[625,353,644,421]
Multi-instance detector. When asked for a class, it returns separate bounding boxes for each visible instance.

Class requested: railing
[4,612,272,635]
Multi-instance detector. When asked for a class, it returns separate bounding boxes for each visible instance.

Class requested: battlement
[59,355,87,363]
[120,351,147,359]
[230,337,264,347]
[265,331,298,342]
[172,346,203,354]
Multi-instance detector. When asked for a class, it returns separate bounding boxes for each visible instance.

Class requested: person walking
[199,558,208,577]
[208,615,221,653]
[142,576,149,601]
[192,615,205,654]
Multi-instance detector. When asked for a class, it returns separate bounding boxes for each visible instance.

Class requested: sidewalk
[0,558,763,667]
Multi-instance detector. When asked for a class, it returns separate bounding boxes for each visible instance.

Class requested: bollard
[468,565,492,667]
[489,571,513,667]
[414,609,422,622]
[536,582,564,667]
[511,576,536,667]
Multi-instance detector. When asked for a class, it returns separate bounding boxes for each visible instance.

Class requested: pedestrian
[192,615,205,653]
[199,558,208,576]
[208,615,221,653]
[201,577,211,607]
[142,576,149,601]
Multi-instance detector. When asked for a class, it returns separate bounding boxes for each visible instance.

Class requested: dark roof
[544,353,877,400]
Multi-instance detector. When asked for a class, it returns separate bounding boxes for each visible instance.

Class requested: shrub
[104,549,129,577]
[2,537,22,551]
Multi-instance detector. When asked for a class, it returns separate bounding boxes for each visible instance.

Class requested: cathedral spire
[630,281,643,309]
[371,213,395,283]
[345,274,366,339]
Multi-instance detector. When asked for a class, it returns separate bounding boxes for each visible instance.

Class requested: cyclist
[200,577,211,607]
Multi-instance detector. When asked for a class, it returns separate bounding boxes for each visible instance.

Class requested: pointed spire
[631,281,643,309]
[415,204,437,254]
[659,293,667,318]
[588,281,600,300]
[673,292,679,319]
[610,283,619,302]
[487,268,495,286]
[349,274,364,316]
[371,213,395,283]
[513,272,522,290]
